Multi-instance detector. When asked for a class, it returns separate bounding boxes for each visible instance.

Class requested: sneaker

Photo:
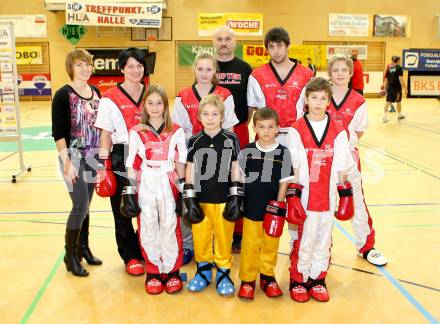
[289,281,310,303]
[231,234,242,254]
[126,259,145,276]
[308,280,329,302]
[238,281,256,300]
[145,273,164,295]
[164,271,183,294]
[382,116,389,123]
[260,274,283,298]
[397,115,406,121]
[389,106,396,113]
[182,249,193,265]
[359,249,388,266]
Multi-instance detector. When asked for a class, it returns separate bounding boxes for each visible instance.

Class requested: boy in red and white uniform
[247,27,313,147]
[124,86,187,294]
[327,54,388,266]
[285,78,355,302]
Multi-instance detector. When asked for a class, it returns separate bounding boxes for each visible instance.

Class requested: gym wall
[2,0,439,97]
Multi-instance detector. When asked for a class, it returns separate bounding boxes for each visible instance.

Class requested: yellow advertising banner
[289,45,327,70]
[243,44,327,69]
[198,13,263,36]
[16,46,42,65]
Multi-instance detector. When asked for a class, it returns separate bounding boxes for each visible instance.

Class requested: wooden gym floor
[0,98,439,323]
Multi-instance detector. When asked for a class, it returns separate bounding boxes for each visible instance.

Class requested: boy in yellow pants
[182,94,242,297]
[237,108,294,300]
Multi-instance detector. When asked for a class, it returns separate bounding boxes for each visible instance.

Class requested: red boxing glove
[286,183,307,225]
[263,201,286,237]
[335,182,354,221]
[95,158,117,197]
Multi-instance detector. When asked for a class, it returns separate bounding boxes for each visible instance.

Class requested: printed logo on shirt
[287,81,301,89]
[218,72,242,85]
[120,104,130,110]
[342,107,354,116]
[307,147,334,182]
[275,89,287,100]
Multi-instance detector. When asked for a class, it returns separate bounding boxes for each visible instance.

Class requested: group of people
[51,25,389,303]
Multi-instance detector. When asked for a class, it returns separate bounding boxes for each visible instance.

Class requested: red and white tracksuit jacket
[328,89,374,253]
[247,60,313,146]
[172,85,239,140]
[126,123,187,274]
[286,114,355,283]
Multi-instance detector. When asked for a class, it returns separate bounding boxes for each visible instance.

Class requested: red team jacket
[103,85,144,169]
[328,89,366,128]
[293,115,347,211]
[102,86,144,133]
[176,85,232,135]
[250,62,313,127]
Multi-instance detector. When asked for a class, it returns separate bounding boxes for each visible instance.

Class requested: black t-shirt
[217,57,253,124]
[187,129,240,203]
[239,142,294,221]
[385,64,403,89]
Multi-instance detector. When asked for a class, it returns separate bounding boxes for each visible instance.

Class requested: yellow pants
[239,218,281,282]
[192,203,235,269]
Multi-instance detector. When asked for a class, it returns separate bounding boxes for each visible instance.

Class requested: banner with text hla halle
[65,0,163,28]
[198,13,263,36]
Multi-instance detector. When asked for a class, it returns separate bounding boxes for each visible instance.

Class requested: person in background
[350,48,364,96]
[383,55,407,123]
[307,57,317,76]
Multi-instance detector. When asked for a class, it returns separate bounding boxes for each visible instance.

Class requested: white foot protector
[359,249,388,266]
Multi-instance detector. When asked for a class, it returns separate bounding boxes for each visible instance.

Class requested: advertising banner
[16,73,51,96]
[89,75,149,93]
[326,45,367,60]
[329,14,369,37]
[15,46,42,65]
[409,74,440,96]
[66,1,163,28]
[198,13,263,36]
[177,44,243,66]
[86,48,156,75]
[402,49,440,71]
[0,15,47,37]
[243,44,326,69]
[373,15,408,37]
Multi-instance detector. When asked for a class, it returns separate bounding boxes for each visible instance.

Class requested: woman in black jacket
[51,48,102,276]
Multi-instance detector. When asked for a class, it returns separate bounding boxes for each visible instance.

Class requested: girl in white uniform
[126,85,187,295]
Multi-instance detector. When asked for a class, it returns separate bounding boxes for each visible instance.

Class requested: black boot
[64,228,89,277]
[78,215,102,265]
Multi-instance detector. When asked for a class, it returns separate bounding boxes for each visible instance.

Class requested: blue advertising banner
[402,49,440,71]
